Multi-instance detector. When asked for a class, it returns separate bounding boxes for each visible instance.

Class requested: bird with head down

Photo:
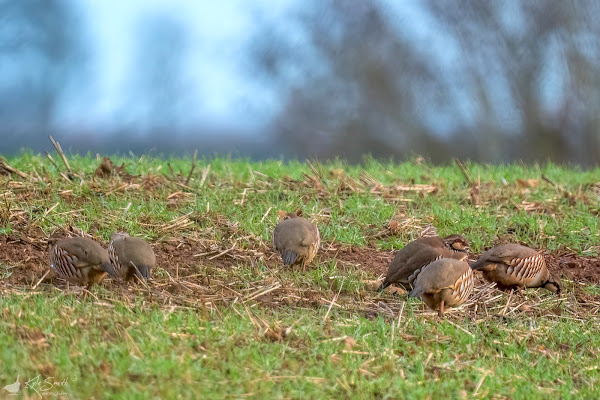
[49,236,111,290]
[379,234,469,292]
[471,243,561,293]
[107,232,156,282]
[273,210,320,271]
[408,257,474,317]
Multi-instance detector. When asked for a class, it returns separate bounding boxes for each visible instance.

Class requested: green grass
[0,152,599,399]
[1,293,599,399]
[4,152,600,252]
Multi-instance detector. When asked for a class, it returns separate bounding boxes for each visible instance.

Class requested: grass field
[0,152,599,399]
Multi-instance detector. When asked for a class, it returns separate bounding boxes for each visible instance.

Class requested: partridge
[107,232,155,281]
[379,234,469,291]
[471,244,560,293]
[408,258,474,316]
[273,212,320,270]
[50,237,111,288]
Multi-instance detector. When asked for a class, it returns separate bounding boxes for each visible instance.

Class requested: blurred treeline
[2,1,600,164]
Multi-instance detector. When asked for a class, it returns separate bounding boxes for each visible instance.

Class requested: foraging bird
[471,244,560,293]
[273,212,320,270]
[379,234,469,291]
[3,375,20,394]
[95,157,114,178]
[107,232,155,281]
[408,258,474,316]
[50,237,110,289]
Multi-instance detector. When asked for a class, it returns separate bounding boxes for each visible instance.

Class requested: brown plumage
[107,233,156,281]
[409,258,474,316]
[273,212,320,270]
[95,157,114,178]
[471,244,560,293]
[379,234,469,291]
[50,237,111,288]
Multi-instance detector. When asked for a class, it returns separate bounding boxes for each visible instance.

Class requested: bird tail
[282,250,299,265]
[377,281,390,292]
[408,287,423,298]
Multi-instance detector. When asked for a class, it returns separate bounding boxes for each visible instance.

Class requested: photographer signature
[3,374,76,398]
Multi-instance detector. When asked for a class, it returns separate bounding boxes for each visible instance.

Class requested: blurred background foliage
[1,0,599,164]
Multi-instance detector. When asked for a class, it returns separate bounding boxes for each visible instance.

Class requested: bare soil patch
[0,235,48,286]
[320,246,393,276]
[1,234,598,292]
[548,253,600,284]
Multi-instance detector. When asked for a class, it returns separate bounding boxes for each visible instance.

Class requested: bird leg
[514,287,523,295]
[438,300,445,318]
[81,285,100,301]
[82,285,91,300]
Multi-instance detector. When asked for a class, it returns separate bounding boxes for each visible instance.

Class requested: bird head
[277,210,300,221]
[444,235,469,252]
[134,264,152,281]
[46,233,63,249]
[111,232,131,241]
[543,279,561,294]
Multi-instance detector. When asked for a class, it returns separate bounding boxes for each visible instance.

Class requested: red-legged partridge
[408,258,474,316]
[50,237,111,289]
[273,212,320,270]
[107,233,156,281]
[471,244,560,293]
[379,234,469,291]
